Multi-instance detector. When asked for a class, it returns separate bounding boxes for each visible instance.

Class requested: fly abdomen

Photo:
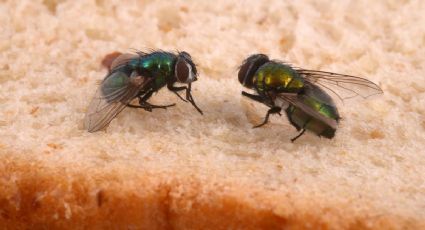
[286,105,336,139]
[101,66,134,103]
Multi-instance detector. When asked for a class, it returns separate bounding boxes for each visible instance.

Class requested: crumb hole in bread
[77,119,85,130]
[85,29,112,41]
[230,151,262,159]
[32,122,43,130]
[392,155,405,162]
[43,0,64,13]
[411,82,425,93]
[97,151,113,162]
[350,127,369,141]
[96,190,105,207]
[0,42,10,53]
[95,0,105,7]
[369,129,385,139]
[157,6,181,33]
[30,106,39,116]
[0,120,7,127]
[32,197,42,210]
[369,155,387,168]
[275,164,283,171]
[279,33,295,52]
[47,143,63,150]
[180,6,189,13]
[0,209,9,219]
[128,126,136,134]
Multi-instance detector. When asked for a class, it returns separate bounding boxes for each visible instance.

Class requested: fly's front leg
[242,91,282,127]
[242,91,268,104]
[242,91,278,110]
[186,83,203,114]
[167,82,203,114]
[253,106,282,128]
[167,82,187,102]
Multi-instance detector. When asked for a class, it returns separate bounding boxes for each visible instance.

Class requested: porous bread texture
[0,0,424,229]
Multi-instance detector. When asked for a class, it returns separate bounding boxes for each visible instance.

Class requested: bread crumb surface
[0,0,424,229]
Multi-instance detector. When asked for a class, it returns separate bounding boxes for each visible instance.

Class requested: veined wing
[296,69,383,102]
[110,53,139,70]
[278,93,338,129]
[84,70,151,132]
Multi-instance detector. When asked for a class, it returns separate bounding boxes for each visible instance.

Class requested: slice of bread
[0,1,424,229]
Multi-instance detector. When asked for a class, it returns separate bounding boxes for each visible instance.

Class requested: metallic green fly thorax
[129,52,176,89]
[254,62,304,94]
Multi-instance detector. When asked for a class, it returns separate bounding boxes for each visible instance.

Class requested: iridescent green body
[126,52,174,88]
[101,52,176,98]
[239,53,382,141]
[285,85,340,138]
[254,62,305,94]
[85,50,202,133]
[253,62,340,138]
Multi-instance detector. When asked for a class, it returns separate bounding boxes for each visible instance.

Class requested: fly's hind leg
[253,106,282,128]
[127,90,175,112]
[291,129,306,142]
[127,102,176,112]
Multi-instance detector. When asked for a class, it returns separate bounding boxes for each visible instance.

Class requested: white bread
[0,0,424,229]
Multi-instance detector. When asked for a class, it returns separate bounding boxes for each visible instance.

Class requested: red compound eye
[175,58,190,83]
[238,54,269,88]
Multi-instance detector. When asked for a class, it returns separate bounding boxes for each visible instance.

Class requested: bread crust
[0,154,422,230]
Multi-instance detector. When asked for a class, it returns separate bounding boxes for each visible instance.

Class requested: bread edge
[0,152,422,230]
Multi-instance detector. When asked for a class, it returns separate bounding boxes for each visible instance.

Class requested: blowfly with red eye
[238,54,383,142]
[84,50,203,132]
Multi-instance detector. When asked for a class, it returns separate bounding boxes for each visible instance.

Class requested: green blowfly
[238,54,383,142]
[84,50,202,132]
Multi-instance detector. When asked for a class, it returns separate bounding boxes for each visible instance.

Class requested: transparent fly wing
[278,93,338,129]
[296,69,383,102]
[110,53,139,70]
[84,71,150,132]
[302,83,338,109]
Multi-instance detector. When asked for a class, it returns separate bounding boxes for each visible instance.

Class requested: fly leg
[127,89,175,112]
[253,106,282,128]
[242,91,279,110]
[291,129,306,142]
[186,83,203,114]
[242,91,268,104]
[167,84,188,102]
[242,91,282,128]
[128,102,175,112]
[167,83,203,115]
